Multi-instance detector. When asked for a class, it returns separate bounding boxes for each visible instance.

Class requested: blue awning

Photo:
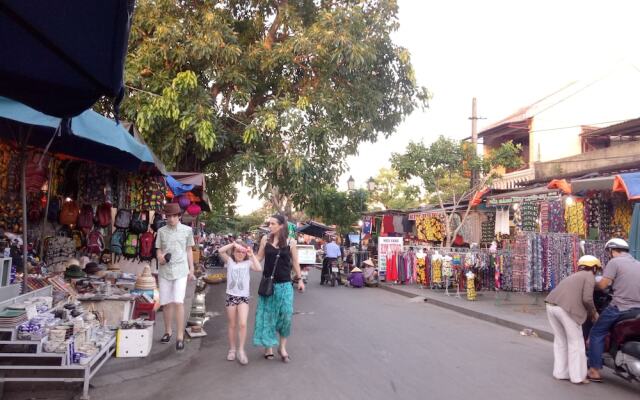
[0,0,134,118]
[0,96,162,173]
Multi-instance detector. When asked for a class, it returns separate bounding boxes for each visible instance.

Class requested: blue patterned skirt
[252,282,293,347]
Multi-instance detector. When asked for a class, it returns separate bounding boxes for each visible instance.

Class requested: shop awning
[613,172,640,200]
[297,221,334,238]
[0,0,134,118]
[485,185,560,206]
[570,176,615,193]
[0,96,162,173]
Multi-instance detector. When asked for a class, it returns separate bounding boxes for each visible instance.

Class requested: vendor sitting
[362,259,379,287]
[348,266,364,288]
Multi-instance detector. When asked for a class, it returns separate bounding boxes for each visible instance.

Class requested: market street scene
[1,1,640,399]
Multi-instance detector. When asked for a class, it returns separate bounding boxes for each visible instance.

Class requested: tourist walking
[155,203,196,351]
[217,241,262,365]
[253,214,305,362]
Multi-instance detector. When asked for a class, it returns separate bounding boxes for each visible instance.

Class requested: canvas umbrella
[0,0,134,118]
[0,96,162,292]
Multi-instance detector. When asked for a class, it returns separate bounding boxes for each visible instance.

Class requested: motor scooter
[587,290,640,383]
[321,258,340,287]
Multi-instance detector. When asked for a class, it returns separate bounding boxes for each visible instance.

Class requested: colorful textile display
[565,201,586,237]
[612,200,632,239]
[539,202,550,233]
[548,200,565,233]
[466,271,476,300]
[431,253,443,284]
[416,214,444,242]
[482,213,495,244]
[520,201,538,232]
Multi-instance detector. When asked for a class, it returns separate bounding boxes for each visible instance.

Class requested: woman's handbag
[258,248,281,297]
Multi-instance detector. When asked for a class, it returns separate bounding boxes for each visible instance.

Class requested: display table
[78,297,134,327]
[0,286,117,400]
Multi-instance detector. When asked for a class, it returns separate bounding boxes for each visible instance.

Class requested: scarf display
[548,200,566,233]
[482,213,496,244]
[520,201,539,232]
[565,201,586,237]
[612,200,632,239]
[416,214,445,242]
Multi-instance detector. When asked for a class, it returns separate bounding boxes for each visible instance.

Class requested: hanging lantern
[186,203,201,216]
[177,195,190,210]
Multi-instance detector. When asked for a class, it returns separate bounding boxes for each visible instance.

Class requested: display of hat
[363,259,375,267]
[135,265,157,290]
[83,262,103,274]
[163,202,181,216]
[351,267,362,273]
[65,265,86,279]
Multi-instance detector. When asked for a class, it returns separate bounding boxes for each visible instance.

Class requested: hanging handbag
[258,248,281,297]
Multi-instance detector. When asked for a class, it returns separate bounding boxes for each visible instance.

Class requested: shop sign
[487,191,560,206]
[377,236,403,281]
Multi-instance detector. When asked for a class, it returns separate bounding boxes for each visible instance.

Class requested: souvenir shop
[0,131,203,395]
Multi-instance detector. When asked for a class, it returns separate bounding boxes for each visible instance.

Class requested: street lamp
[347,175,355,191]
[367,176,376,192]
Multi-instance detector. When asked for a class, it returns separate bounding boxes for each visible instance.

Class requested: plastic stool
[132,301,156,321]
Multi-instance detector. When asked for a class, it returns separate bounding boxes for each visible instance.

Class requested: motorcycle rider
[321,235,341,284]
[587,238,640,382]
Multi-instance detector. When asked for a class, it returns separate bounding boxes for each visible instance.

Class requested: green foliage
[369,168,422,210]
[116,0,428,214]
[305,187,368,233]
[392,135,522,246]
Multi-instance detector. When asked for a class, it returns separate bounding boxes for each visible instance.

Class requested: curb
[379,285,554,342]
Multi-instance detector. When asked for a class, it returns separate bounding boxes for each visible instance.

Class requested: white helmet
[604,238,629,251]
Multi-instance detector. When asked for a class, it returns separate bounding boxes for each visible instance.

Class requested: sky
[235,0,640,215]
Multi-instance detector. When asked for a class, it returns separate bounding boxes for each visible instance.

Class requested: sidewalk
[379,283,554,341]
[92,280,202,385]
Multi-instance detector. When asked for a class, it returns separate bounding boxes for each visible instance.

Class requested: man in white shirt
[155,203,195,351]
[321,236,342,284]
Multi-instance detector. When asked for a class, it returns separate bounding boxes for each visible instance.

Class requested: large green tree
[369,167,422,210]
[392,136,522,247]
[305,187,368,233]
[120,0,428,214]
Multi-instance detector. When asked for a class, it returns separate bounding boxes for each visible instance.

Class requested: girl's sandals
[237,351,249,365]
[227,349,236,361]
[264,349,274,360]
[278,348,291,363]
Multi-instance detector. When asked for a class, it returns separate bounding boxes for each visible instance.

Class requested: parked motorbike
[321,258,340,287]
[587,288,640,383]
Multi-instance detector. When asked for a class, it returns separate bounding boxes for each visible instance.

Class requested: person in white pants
[544,255,600,384]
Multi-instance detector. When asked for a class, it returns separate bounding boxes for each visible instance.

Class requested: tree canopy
[305,187,368,233]
[119,0,428,214]
[392,136,522,246]
[368,167,422,210]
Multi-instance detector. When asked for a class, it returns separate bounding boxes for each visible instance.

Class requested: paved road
[8,270,639,399]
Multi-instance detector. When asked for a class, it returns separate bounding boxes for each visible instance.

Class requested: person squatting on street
[155,203,196,351]
[587,238,640,382]
[347,266,364,288]
[217,240,262,365]
[253,214,305,362]
[362,259,378,286]
[545,255,600,384]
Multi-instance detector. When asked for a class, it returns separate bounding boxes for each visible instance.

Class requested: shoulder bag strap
[270,248,281,279]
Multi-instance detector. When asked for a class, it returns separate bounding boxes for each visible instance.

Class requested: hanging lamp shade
[186,203,201,216]
[177,195,190,210]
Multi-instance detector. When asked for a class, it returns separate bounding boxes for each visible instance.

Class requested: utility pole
[469,97,480,188]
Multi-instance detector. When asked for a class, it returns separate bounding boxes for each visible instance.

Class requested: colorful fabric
[548,200,566,233]
[520,201,539,232]
[382,215,394,234]
[253,282,294,347]
[564,201,586,237]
